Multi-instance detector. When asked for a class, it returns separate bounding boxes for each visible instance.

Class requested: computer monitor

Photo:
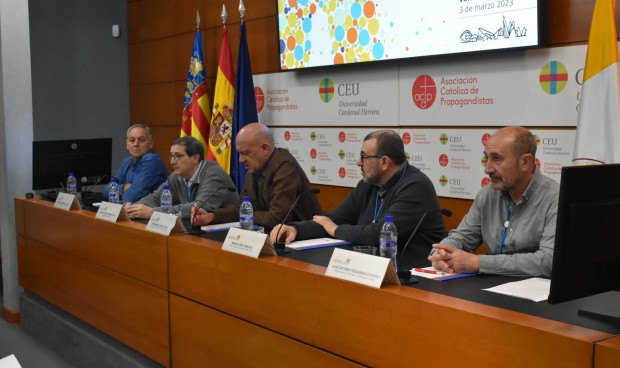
[548,163,620,324]
[32,138,113,192]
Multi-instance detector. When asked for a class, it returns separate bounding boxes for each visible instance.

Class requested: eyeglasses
[169,153,187,160]
[360,153,384,162]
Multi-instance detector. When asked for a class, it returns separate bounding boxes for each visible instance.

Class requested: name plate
[95,201,129,222]
[53,193,80,211]
[326,248,400,288]
[146,213,186,235]
[222,228,276,258]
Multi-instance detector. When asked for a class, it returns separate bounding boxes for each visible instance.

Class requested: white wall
[0,0,34,313]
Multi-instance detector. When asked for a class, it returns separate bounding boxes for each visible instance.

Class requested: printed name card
[326,248,400,288]
[222,228,276,258]
[53,193,80,211]
[95,201,129,223]
[146,213,186,235]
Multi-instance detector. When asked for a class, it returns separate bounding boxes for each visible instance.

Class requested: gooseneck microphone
[273,188,321,253]
[81,175,111,207]
[397,208,452,284]
[188,186,237,234]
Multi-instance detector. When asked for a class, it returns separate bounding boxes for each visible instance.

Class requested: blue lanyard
[373,193,384,223]
[499,195,512,253]
[372,163,407,223]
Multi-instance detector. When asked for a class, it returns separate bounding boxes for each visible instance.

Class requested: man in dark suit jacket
[192,122,322,229]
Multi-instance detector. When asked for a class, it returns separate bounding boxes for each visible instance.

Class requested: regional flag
[231,21,258,190]
[180,29,211,153]
[573,0,620,165]
[207,27,235,173]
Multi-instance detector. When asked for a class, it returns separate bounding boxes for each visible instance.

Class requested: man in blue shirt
[104,124,168,203]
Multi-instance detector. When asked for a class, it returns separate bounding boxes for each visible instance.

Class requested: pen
[414,268,446,275]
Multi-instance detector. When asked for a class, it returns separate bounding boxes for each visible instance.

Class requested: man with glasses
[270,129,446,264]
[192,123,321,229]
[103,124,168,203]
[125,136,238,220]
[429,126,559,277]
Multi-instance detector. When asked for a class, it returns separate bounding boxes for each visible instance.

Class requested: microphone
[82,175,111,207]
[188,186,237,234]
[273,188,321,254]
[397,208,452,284]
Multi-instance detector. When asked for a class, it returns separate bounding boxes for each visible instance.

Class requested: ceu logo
[284,131,291,141]
[481,155,488,167]
[412,75,437,109]
[539,61,568,95]
[439,133,448,145]
[402,132,411,145]
[310,166,317,175]
[339,131,346,142]
[534,135,541,146]
[439,175,448,187]
[310,131,317,141]
[310,149,317,159]
[319,78,335,103]
[481,177,492,187]
[254,86,265,113]
[439,154,449,167]
[338,167,346,178]
[535,158,541,169]
[338,150,345,159]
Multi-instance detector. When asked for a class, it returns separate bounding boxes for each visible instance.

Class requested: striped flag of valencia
[180,29,211,153]
[207,27,235,173]
[573,0,620,165]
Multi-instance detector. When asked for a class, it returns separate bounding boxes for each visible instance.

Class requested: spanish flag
[207,27,235,173]
[180,29,211,153]
[573,0,620,165]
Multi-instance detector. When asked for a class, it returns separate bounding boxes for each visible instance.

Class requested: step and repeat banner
[256,44,596,199]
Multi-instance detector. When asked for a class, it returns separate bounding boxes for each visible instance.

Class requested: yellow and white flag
[573,0,620,165]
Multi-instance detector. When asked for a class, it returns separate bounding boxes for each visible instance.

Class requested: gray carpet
[0,295,78,368]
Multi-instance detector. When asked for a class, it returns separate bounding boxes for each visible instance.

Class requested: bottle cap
[384,215,394,222]
[243,196,251,201]
[163,184,170,190]
[69,172,75,176]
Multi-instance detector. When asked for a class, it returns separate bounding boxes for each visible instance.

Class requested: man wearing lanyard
[125,136,238,220]
[103,124,168,203]
[270,129,446,262]
[192,122,322,229]
[429,126,559,277]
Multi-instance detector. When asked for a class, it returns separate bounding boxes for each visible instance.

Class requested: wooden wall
[128,0,619,226]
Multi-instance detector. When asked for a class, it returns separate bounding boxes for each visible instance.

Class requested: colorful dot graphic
[278,0,387,69]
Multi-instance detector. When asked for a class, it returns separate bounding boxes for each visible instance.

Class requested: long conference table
[14,198,620,367]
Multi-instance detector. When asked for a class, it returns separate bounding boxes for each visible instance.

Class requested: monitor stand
[577,290,620,325]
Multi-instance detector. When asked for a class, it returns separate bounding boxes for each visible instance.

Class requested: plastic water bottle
[108,178,119,203]
[380,215,398,269]
[66,172,78,196]
[239,196,254,230]
[160,184,173,214]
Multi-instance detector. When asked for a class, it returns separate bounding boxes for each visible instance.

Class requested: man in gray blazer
[125,136,239,220]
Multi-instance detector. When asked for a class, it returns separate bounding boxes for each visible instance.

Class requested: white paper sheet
[483,277,550,302]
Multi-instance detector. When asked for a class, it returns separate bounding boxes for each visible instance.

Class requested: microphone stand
[397,208,452,284]
[187,186,237,235]
[273,188,320,254]
[81,175,110,208]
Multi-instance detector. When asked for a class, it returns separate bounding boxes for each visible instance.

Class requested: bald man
[429,126,559,277]
[193,122,322,229]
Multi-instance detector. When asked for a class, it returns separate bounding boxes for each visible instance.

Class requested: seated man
[125,136,239,220]
[192,122,322,229]
[103,124,168,203]
[429,126,559,277]
[270,130,446,263]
